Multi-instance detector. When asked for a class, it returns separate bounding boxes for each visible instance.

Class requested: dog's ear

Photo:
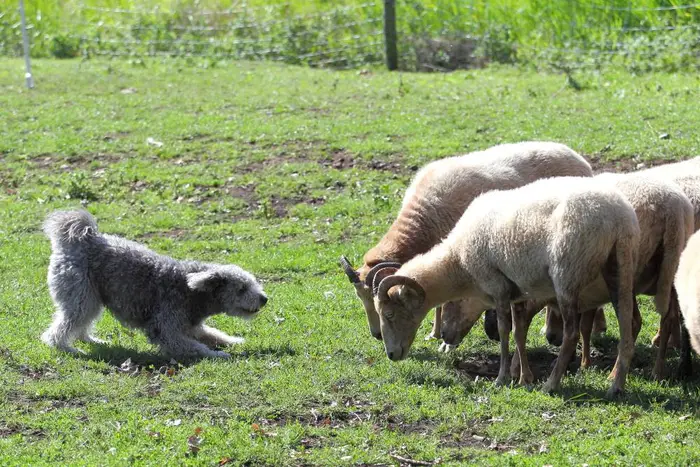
[187,270,225,292]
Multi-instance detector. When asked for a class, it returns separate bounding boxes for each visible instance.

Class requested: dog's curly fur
[42,209,268,360]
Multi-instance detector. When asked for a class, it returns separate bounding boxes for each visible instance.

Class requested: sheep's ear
[187,270,224,292]
[392,283,425,309]
[377,275,425,309]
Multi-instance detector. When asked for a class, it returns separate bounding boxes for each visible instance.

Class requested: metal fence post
[384,0,398,70]
[19,0,34,89]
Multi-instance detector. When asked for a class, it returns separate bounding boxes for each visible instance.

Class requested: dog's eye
[237,285,248,295]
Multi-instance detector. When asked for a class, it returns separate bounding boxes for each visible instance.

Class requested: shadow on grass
[446,341,700,412]
[74,341,297,368]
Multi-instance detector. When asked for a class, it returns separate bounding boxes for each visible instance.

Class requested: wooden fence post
[384,0,398,70]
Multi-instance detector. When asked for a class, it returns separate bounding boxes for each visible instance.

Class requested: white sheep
[339,141,593,341]
[371,176,640,397]
[441,171,694,381]
[674,229,700,358]
[546,172,693,379]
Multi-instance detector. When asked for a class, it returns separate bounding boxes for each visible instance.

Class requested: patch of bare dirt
[455,349,560,382]
[0,424,45,440]
[32,152,127,171]
[319,150,413,174]
[138,228,190,240]
[102,131,130,142]
[16,364,59,380]
[587,153,678,174]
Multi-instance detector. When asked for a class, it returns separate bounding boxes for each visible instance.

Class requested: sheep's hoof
[438,342,456,353]
[518,373,534,386]
[494,375,510,387]
[651,333,661,348]
[605,386,624,400]
[542,380,559,394]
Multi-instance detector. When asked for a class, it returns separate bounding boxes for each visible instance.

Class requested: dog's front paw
[82,335,107,345]
[223,336,245,346]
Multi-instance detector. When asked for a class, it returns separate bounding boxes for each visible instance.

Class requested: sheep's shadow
[449,343,700,412]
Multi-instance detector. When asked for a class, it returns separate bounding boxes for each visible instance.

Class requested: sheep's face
[544,306,564,346]
[353,277,382,340]
[339,256,401,341]
[440,298,487,346]
[372,269,427,361]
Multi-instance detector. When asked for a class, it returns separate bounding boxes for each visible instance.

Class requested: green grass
[1,0,699,71]
[2,59,700,465]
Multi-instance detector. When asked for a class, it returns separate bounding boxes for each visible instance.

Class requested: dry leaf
[218,458,233,465]
[679,414,692,421]
[194,427,203,435]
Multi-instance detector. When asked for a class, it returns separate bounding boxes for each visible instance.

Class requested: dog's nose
[260,295,268,307]
[388,351,394,360]
[372,331,382,340]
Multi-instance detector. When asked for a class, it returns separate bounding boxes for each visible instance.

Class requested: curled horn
[365,261,402,289]
[377,275,426,306]
[339,256,361,284]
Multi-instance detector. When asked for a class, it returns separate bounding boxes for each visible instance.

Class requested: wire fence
[1,1,699,74]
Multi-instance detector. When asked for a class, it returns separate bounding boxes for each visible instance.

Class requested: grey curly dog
[42,209,267,360]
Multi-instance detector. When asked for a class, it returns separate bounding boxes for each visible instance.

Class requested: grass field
[2,59,700,465]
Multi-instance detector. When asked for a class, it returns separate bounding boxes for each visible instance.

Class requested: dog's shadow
[75,341,297,369]
[76,343,175,368]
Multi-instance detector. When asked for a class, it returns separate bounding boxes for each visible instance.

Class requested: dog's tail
[43,209,99,246]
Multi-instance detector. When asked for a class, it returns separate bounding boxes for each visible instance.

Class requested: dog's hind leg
[192,324,245,347]
[43,269,103,353]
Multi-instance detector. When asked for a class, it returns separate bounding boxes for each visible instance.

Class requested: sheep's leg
[494,305,512,387]
[511,303,533,385]
[651,283,678,381]
[608,298,642,382]
[543,298,580,394]
[579,309,595,369]
[510,301,541,379]
[592,307,607,335]
[426,306,442,340]
[602,244,636,398]
[675,289,694,380]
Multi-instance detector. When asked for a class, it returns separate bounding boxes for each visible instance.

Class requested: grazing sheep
[551,173,693,379]
[543,166,700,376]
[674,229,700,357]
[371,176,640,397]
[339,141,593,341]
[443,173,693,380]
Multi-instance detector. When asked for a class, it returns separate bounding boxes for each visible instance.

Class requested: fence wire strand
[2,1,700,72]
